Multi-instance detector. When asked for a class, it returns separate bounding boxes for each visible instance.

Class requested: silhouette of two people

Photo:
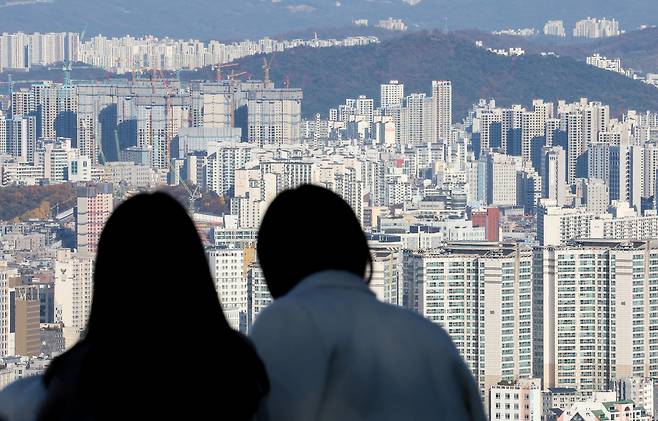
[0,185,484,421]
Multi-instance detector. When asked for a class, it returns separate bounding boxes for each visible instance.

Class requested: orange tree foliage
[0,184,76,221]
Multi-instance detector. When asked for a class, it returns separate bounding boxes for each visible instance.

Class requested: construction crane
[227,70,248,81]
[0,77,55,90]
[47,63,95,71]
[62,60,72,86]
[0,78,45,85]
[4,74,14,95]
[130,64,141,88]
[262,57,271,84]
[181,178,202,214]
[149,69,175,166]
[156,69,170,89]
[227,70,248,127]
[114,129,121,162]
[168,159,202,213]
[262,54,276,85]
[212,62,238,82]
[150,73,156,95]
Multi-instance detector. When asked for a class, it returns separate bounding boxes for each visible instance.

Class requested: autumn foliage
[0,184,76,222]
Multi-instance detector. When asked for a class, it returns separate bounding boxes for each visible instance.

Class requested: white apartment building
[587,54,629,76]
[472,107,502,153]
[356,96,374,123]
[573,18,621,38]
[246,263,271,331]
[376,18,408,31]
[542,240,658,393]
[380,81,404,109]
[539,203,658,246]
[432,80,452,141]
[369,243,403,306]
[0,32,78,71]
[0,113,6,156]
[489,378,542,421]
[34,137,90,184]
[404,243,534,403]
[521,107,545,162]
[101,162,157,188]
[588,142,643,211]
[0,161,44,186]
[54,249,94,349]
[10,89,35,118]
[0,263,19,358]
[543,387,582,419]
[582,179,609,215]
[7,115,37,164]
[486,152,521,207]
[501,105,523,154]
[538,207,596,246]
[401,93,434,146]
[205,142,255,196]
[643,142,658,200]
[207,246,249,333]
[592,209,658,240]
[544,21,566,37]
[542,147,568,207]
[76,183,113,255]
[246,89,303,146]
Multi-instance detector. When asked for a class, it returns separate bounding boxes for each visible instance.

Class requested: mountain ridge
[0,0,656,39]
[230,31,658,120]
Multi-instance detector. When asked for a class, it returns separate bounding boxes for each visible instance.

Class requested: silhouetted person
[0,192,268,421]
[251,185,485,421]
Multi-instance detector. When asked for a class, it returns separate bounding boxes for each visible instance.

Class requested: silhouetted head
[40,192,268,420]
[85,192,225,345]
[257,185,371,299]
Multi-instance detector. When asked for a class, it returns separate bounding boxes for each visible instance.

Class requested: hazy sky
[0,0,655,39]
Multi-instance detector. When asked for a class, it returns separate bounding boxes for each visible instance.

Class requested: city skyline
[2,4,658,420]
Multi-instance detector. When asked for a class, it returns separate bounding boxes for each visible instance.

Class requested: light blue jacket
[250,270,486,421]
[0,375,46,421]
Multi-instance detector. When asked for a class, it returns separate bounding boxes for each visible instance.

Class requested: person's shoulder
[0,375,46,400]
[251,295,308,335]
[0,375,47,421]
[374,301,458,347]
[250,292,334,353]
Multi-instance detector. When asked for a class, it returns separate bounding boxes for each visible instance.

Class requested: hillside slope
[0,184,75,221]
[564,28,658,73]
[234,31,658,120]
[458,28,658,74]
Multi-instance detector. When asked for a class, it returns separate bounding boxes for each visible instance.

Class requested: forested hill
[236,31,658,120]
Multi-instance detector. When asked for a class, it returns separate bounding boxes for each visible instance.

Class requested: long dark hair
[39,192,268,420]
[257,184,372,299]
